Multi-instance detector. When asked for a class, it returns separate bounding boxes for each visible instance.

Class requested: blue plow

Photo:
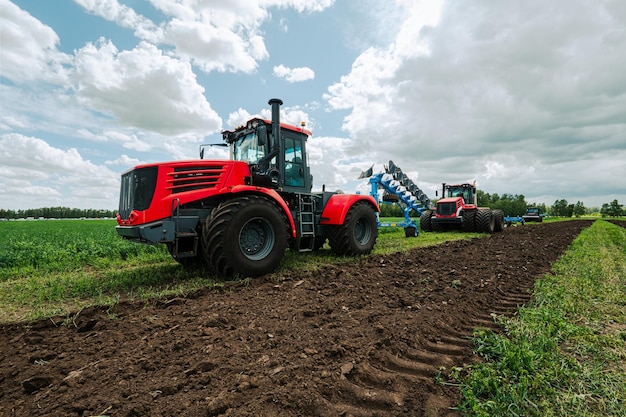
[360,161,434,237]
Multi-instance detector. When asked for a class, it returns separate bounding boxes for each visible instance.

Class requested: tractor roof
[222,118,312,137]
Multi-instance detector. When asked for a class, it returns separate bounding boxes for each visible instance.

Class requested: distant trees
[600,200,624,217]
[550,199,573,217]
[0,207,117,219]
[573,201,586,217]
[378,202,404,217]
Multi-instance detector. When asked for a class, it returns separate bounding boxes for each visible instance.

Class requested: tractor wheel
[420,210,432,232]
[202,195,288,278]
[462,210,477,232]
[493,209,505,232]
[476,208,495,233]
[431,212,443,232]
[405,226,418,237]
[327,201,378,256]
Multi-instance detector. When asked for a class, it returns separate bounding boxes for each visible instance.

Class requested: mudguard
[320,194,379,225]
[226,184,297,238]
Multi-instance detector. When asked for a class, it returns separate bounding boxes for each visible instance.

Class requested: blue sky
[1,0,625,211]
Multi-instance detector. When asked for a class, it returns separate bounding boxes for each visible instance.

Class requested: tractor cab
[211,100,313,194]
[441,183,477,206]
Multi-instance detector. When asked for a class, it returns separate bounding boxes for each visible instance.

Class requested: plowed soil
[0,221,592,417]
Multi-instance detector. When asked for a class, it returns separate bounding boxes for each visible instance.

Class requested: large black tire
[420,210,433,232]
[202,195,288,278]
[431,211,443,232]
[462,209,477,232]
[476,208,495,233]
[327,201,378,256]
[493,209,505,232]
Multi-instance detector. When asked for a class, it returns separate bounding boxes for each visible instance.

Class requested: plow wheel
[405,226,418,237]
[203,195,289,278]
[327,201,377,256]
[476,208,495,233]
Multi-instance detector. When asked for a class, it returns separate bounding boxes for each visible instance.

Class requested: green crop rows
[0,220,166,279]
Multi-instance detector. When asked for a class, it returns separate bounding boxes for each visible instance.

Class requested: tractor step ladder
[171,198,199,258]
[172,231,199,258]
[297,194,316,252]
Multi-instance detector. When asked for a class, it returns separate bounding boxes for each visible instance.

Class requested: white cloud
[324,0,626,207]
[261,0,335,13]
[0,133,120,209]
[227,108,255,129]
[75,0,335,75]
[105,154,143,167]
[0,133,102,174]
[0,0,70,84]
[73,39,222,136]
[307,135,378,192]
[164,18,267,74]
[273,64,315,83]
[73,0,163,43]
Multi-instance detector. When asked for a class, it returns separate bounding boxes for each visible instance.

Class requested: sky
[1,0,625,211]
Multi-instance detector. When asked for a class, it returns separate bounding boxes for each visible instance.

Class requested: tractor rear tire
[202,195,288,278]
[327,201,377,256]
[476,208,495,233]
[493,209,505,232]
[420,210,433,232]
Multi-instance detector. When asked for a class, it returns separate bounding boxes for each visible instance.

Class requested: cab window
[284,137,304,187]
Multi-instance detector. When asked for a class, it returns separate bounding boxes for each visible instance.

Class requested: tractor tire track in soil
[0,221,592,417]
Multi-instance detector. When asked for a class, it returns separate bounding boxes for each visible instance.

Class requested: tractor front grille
[437,202,456,216]
[118,166,158,219]
[167,165,225,194]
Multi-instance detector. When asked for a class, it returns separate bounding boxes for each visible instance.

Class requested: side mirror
[199,146,205,159]
[257,125,267,146]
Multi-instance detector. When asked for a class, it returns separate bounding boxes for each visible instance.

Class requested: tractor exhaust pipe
[268,98,283,149]
[268,98,283,187]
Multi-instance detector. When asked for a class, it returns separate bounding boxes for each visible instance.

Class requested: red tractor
[419,182,504,233]
[116,99,379,277]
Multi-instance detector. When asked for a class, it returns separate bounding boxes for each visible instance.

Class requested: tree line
[0,207,117,220]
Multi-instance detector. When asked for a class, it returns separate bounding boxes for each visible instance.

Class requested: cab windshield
[232,132,265,164]
[447,187,472,203]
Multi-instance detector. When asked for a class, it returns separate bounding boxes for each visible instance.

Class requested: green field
[457,220,626,416]
[0,218,478,322]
